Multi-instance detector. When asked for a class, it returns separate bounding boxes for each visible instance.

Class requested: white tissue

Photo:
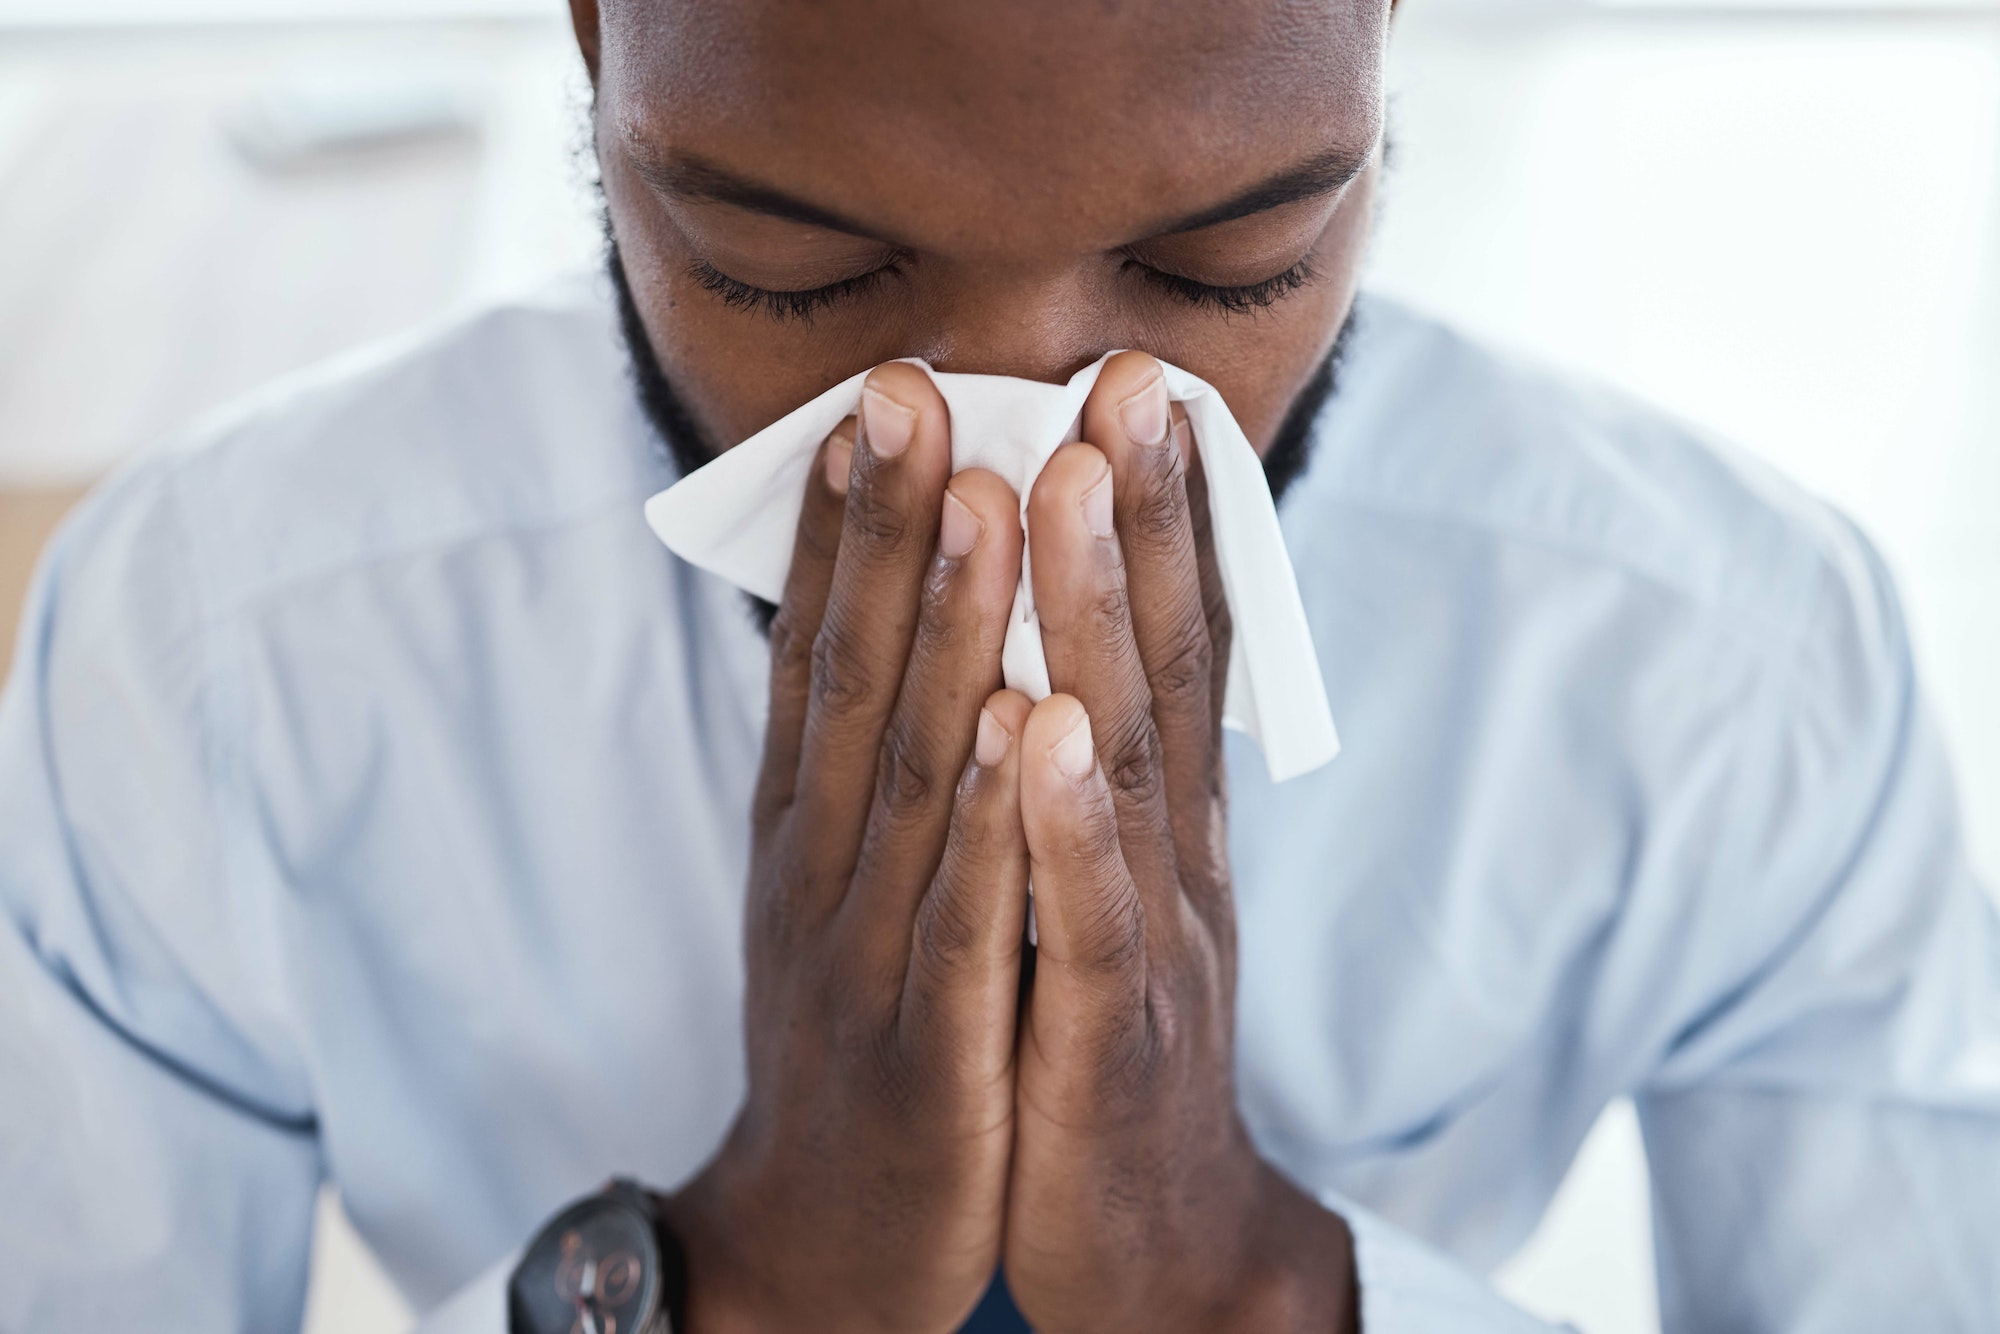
[643,353,1338,783]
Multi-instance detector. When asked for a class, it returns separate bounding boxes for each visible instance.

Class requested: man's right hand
[658,363,1031,1333]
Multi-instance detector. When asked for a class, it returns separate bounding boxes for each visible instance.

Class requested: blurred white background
[1,1,1995,1331]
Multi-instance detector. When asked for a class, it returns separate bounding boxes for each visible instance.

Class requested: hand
[660,364,1034,1333]
[1003,352,1359,1332]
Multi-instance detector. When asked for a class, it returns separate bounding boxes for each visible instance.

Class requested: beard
[607,237,1354,625]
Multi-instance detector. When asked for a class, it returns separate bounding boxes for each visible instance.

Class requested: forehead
[601,0,1387,252]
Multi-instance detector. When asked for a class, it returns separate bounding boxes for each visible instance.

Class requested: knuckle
[910,571,966,662]
[912,885,983,972]
[1106,751,1161,806]
[815,943,895,1036]
[1182,806,1232,893]
[1087,1025,1154,1107]
[1102,718,1164,804]
[941,786,992,862]
[1149,623,1213,713]
[1130,473,1188,549]
[874,718,942,819]
[809,620,878,711]
[846,489,918,553]
[1091,983,1182,1104]
[749,884,796,949]
[751,840,841,939]
[751,876,811,953]
[1141,990,1182,1065]
[1085,576,1135,644]
[767,608,817,682]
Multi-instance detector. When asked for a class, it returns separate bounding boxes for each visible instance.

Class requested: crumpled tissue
[644,353,1338,783]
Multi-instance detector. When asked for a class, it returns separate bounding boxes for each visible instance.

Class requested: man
[2,0,1997,1330]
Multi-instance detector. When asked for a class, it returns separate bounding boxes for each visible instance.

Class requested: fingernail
[1117,373,1170,448]
[1171,416,1194,470]
[1052,713,1095,779]
[861,385,916,459]
[824,432,854,495]
[975,707,1009,767]
[1080,464,1114,538]
[940,489,983,559]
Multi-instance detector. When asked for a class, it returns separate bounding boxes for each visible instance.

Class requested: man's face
[577,0,1390,459]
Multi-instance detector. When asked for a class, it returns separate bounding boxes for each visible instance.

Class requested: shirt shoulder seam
[1301,480,1817,640]
[189,480,663,631]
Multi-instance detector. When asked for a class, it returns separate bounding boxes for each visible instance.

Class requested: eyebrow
[634,156,899,243]
[636,142,1375,246]
[1150,145,1376,236]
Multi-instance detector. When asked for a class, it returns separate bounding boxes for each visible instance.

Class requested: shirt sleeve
[411,1254,513,1332]
[1323,1189,1574,1333]
[1634,516,2000,1330]
[0,467,323,1330]
[409,1209,1571,1334]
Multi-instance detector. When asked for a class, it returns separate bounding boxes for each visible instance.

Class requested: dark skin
[567,0,1392,1327]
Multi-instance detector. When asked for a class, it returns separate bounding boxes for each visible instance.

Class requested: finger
[1025,442,1177,904]
[1172,408,1237,938]
[900,689,1033,1073]
[842,468,1024,972]
[754,417,857,831]
[1017,696,1149,1073]
[1179,405,1232,753]
[1079,354,1218,881]
[794,363,953,909]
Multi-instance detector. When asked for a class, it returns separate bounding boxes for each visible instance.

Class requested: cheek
[1147,171,1377,459]
[602,152,891,447]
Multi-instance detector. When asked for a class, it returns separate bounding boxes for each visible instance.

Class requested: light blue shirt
[3,274,1997,1332]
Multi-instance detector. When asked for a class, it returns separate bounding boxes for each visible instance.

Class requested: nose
[914,269,1113,385]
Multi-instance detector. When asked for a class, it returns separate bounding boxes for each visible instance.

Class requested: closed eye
[686,252,1319,322]
[1122,255,1319,315]
[687,258,903,322]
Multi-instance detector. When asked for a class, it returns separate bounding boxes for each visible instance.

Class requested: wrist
[654,1171,773,1334]
[1215,1163,1359,1334]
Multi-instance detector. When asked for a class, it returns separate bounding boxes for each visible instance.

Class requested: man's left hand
[1003,351,1360,1333]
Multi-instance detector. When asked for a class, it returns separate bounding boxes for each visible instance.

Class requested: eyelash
[1124,256,1319,314]
[686,253,1319,323]
[688,258,901,322]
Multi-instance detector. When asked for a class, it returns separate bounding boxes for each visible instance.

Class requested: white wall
[0,21,598,486]
[0,0,562,24]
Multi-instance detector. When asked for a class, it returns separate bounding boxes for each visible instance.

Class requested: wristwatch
[508,1178,684,1334]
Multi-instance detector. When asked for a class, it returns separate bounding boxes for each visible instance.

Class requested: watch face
[512,1196,661,1334]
